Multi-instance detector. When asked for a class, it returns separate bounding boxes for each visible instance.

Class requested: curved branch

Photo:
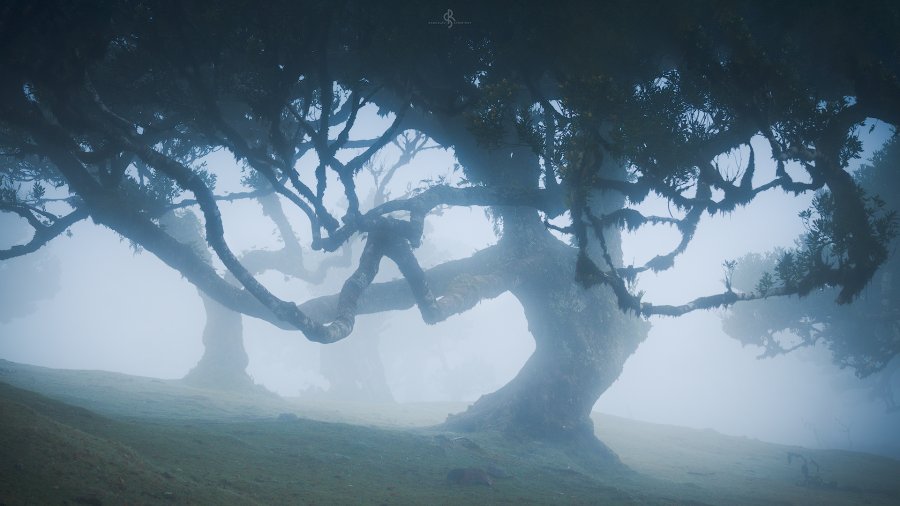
[0,207,88,260]
[129,139,330,335]
[24,118,292,328]
[298,243,517,323]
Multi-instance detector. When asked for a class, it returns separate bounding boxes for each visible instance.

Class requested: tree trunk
[159,211,258,392]
[405,111,649,460]
[443,208,648,461]
[182,292,256,391]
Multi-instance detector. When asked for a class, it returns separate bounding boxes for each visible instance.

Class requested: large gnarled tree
[1,0,898,462]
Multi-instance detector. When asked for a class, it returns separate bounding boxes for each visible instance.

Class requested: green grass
[1,359,898,505]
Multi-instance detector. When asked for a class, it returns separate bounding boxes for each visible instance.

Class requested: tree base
[441,398,624,470]
[180,364,268,395]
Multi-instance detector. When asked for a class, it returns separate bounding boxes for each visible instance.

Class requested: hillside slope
[1,360,898,505]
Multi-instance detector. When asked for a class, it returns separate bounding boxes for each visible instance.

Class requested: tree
[1,0,898,463]
[724,135,900,410]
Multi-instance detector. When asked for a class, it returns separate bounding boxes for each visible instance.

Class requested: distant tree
[1,1,898,463]
[724,136,900,410]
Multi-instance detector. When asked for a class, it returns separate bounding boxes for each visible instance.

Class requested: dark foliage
[725,137,899,379]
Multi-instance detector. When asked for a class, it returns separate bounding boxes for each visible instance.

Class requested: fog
[1,115,897,461]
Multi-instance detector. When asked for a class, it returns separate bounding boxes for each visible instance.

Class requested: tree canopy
[3,0,897,332]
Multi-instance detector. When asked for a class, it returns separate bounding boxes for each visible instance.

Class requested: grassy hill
[1,359,898,505]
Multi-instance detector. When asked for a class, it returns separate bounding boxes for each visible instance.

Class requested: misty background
[2,110,897,459]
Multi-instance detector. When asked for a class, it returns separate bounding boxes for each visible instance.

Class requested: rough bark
[443,210,648,461]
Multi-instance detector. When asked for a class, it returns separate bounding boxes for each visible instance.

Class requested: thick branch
[640,286,794,317]
[299,243,516,322]
[0,207,88,260]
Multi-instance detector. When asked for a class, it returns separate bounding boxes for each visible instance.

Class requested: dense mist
[2,4,900,503]
[3,116,896,458]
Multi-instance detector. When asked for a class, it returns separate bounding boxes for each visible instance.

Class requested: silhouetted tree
[724,136,900,410]
[1,1,898,463]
